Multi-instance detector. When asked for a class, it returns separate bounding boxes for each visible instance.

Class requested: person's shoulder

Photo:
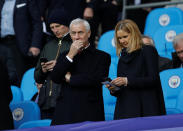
[95,49,110,57]
[63,33,72,41]
[43,39,57,48]
[142,45,157,54]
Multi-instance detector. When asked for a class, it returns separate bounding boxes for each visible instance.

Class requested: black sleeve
[51,52,72,84]
[0,57,12,104]
[5,47,19,86]
[34,47,48,84]
[28,0,43,49]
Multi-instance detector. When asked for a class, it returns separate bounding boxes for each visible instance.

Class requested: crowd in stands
[1,0,183,130]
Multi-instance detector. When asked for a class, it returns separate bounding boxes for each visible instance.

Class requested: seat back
[10,85,23,104]
[175,89,183,114]
[9,101,40,129]
[152,25,183,59]
[18,119,51,129]
[160,68,183,114]
[97,30,117,57]
[20,68,38,100]
[98,30,117,120]
[144,7,183,37]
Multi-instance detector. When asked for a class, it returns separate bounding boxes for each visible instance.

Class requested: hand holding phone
[40,57,48,63]
[101,77,120,92]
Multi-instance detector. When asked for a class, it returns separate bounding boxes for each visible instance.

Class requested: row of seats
[10,68,42,129]
[11,68,38,104]
[160,68,183,114]
[144,7,183,59]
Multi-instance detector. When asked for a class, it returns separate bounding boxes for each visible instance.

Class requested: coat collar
[120,48,141,63]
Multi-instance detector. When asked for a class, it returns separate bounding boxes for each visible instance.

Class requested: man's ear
[87,30,91,38]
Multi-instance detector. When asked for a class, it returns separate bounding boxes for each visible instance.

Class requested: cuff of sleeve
[124,77,128,86]
[66,55,73,63]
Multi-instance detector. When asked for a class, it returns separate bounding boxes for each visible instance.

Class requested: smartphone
[40,57,48,63]
[101,77,120,91]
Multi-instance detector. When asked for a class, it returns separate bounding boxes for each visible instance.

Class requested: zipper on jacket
[49,39,62,96]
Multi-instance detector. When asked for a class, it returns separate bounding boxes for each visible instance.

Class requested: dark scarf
[120,48,141,63]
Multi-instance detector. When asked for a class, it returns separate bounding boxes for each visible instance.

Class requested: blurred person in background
[94,0,122,35]
[37,0,98,47]
[0,0,43,86]
[119,0,165,33]
[142,35,172,72]
[0,44,19,86]
[0,56,14,130]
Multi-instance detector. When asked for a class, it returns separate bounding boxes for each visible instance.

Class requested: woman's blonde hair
[115,19,143,56]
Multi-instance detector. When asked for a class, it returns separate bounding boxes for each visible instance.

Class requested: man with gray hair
[172,33,183,68]
[51,18,111,125]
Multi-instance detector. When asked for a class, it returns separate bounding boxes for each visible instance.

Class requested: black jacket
[113,45,166,120]
[51,45,111,125]
[34,34,72,111]
[0,0,43,56]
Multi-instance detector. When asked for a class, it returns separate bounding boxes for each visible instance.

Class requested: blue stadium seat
[144,7,183,37]
[175,89,183,114]
[160,68,183,114]
[10,85,23,104]
[152,25,183,59]
[18,119,51,129]
[97,30,116,57]
[9,101,41,129]
[20,68,38,100]
[98,30,118,120]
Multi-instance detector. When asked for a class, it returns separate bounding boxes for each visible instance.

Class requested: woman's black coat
[113,45,166,120]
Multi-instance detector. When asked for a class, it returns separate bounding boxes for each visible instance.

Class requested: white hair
[69,18,90,32]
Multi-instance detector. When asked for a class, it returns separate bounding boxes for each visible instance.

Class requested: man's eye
[176,50,183,54]
[70,32,76,35]
[79,32,84,35]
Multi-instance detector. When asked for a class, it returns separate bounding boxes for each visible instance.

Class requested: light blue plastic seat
[160,68,183,114]
[97,30,117,57]
[144,7,183,37]
[20,68,38,100]
[152,25,183,59]
[18,119,51,129]
[10,85,23,104]
[98,30,118,120]
[9,101,41,129]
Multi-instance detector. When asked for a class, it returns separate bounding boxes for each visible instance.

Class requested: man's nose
[75,33,80,39]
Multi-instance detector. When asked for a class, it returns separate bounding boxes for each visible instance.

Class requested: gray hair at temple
[69,18,90,32]
[141,35,155,47]
[172,33,183,48]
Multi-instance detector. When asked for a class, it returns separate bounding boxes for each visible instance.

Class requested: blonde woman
[106,19,166,120]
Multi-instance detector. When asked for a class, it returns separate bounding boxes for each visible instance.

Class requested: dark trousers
[0,36,27,86]
[41,108,55,120]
